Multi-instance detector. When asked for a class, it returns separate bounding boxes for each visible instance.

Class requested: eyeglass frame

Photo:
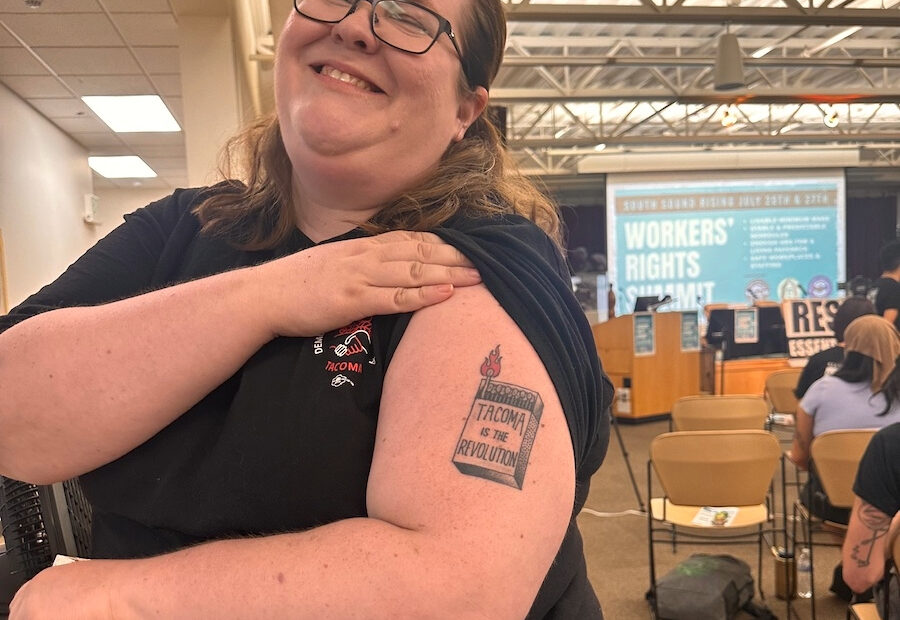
[292,0,474,88]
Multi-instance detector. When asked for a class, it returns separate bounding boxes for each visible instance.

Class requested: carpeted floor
[580,418,849,619]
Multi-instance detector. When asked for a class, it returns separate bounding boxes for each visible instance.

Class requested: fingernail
[435,284,453,294]
[465,268,480,278]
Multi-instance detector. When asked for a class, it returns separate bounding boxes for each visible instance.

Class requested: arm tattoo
[452,345,543,490]
[850,501,892,568]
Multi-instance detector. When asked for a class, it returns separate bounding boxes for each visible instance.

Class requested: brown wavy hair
[193,0,561,250]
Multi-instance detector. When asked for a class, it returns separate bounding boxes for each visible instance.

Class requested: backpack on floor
[648,553,772,620]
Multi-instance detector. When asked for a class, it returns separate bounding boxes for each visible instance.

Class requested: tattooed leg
[850,501,891,568]
[452,345,544,490]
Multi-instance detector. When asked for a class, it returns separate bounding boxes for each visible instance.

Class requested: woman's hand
[254,230,481,338]
[9,562,118,620]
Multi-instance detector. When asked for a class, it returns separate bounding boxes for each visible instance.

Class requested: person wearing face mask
[0,0,612,618]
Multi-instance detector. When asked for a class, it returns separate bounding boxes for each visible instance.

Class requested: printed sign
[680,311,700,351]
[733,307,759,344]
[633,312,656,356]
[607,171,846,310]
[781,298,840,358]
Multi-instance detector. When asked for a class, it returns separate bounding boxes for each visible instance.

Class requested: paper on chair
[692,506,739,526]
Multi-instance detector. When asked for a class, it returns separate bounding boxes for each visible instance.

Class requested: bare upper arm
[884,308,898,326]
[367,284,574,618]
[842,496,893,592]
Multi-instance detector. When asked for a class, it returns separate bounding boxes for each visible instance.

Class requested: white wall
[0,83,98,308]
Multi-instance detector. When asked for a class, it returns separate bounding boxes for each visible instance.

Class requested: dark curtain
[846,196,897,280]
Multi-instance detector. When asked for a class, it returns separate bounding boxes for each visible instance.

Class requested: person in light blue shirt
[788,315,900,522]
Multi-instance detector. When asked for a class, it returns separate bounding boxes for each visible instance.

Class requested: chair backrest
[810,429,877,508]
[650,430,781,506]
[670,394,769,431]
[765,368,803,415]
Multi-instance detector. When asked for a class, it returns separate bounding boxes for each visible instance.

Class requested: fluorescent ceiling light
[805,27,861,56]
[751,45,776,59]
[81,95,181,133]
[88,156,158,179]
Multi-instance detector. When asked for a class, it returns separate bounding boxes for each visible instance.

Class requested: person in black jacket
[794,296,876,399]
[0,1,611,618]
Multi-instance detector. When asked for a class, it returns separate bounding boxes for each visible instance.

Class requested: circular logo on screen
[745,279,770,301]
[807,276,833,298]
[778,277,805,300]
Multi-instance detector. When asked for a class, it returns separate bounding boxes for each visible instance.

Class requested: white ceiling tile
[36,47,138,75]
[162,97,183,124]
[1,75,70,97]
[27,97,91,118]
[0,28,17,46]
[90,175,118,190]
[119,132,184,147]
[66,74,155,95]
[53,115,113,133]
[133,46,180,74]
[0,48,47,75]
[0,0,99,13]
[144,157,187,172]
[1,14,121,46]
[131,144,185,157]
[69,132,126,148]
[104,0,171,12]
[149,73,182,96]
[112,14,178,47]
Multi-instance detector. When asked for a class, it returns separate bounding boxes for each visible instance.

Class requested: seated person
[842,422,900,615]
[794,296,875,399]
[788,315,900,523]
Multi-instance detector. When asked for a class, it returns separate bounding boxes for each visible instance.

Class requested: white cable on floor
[581,508,647,518]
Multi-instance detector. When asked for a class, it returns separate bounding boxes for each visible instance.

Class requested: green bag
[650,554,755,620]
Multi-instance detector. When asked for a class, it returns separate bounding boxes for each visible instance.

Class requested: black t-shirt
[794,345,844,399]
[854,422,900,518]
[874,277,900,330]
[0,186,612,619]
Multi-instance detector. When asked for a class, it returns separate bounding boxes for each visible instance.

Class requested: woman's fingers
[369,261,481,288]
[371,232,475,269]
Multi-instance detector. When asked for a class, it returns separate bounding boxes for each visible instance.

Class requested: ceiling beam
[491,88,900,104]
[508,133,900,148]
[502,55,900,69]
[503,5,900,27]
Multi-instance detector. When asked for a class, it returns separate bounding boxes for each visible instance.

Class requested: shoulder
[126,182,240,228]
[435,214,568,280]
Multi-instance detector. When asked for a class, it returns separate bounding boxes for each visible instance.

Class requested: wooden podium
[592,313,701,420]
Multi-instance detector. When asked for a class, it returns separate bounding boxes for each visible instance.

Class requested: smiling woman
[0,0,612,618]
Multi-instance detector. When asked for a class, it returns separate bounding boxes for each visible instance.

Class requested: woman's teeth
[320,65,375,92]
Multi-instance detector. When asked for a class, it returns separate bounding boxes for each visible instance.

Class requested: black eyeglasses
[293,0,472,86]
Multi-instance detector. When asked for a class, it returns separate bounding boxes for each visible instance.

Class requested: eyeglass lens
[295,0,443,54]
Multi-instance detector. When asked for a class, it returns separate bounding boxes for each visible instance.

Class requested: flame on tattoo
[480,345,502,379]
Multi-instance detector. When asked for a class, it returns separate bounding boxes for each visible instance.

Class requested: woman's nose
[330,2,379,52]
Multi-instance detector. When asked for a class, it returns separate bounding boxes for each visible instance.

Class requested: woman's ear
[454,87,489,142]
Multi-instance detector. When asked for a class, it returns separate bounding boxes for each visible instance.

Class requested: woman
[793,296,876,399]
[0,0,611,617]
[788,314,900,522]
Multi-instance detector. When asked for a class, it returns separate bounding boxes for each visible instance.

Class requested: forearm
[107,519,513,620]
[0,266,272,483]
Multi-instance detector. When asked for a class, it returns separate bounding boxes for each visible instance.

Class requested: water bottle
[796,547,812,599]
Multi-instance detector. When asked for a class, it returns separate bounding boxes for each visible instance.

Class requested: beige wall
[0,83,97,308]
